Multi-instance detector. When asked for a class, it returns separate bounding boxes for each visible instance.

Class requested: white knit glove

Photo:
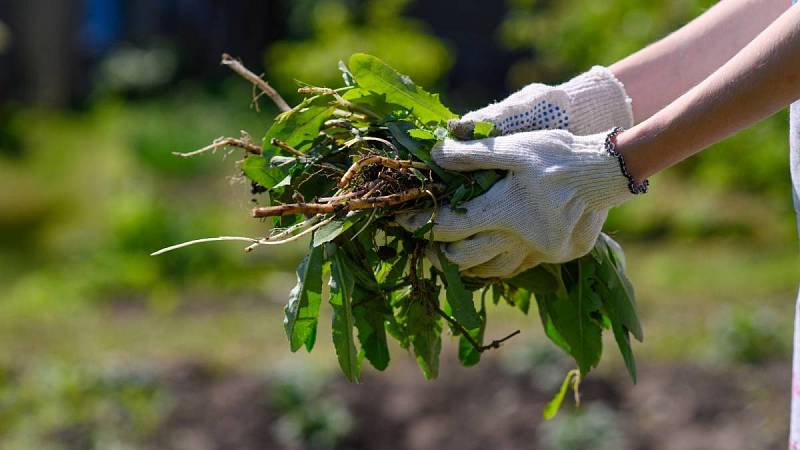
[449,66,633,139]
[397,130,633,278]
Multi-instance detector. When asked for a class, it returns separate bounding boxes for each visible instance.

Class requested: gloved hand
[397,130,634,278]
[449,66,633,139]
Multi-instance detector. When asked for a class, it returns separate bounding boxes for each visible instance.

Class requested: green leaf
[284,244,325,352]
[408,128,436,140]
[436,248,481,330]
[410,308,442,379]
[348,53,456,126]
[535,292,571,354]
[595,233,642,340]
[472,121,495,139]
[540,260,604,376]
[507,265,559,294]
[387,121,452,182]
[262,102,334,155]
[511,287,532,315]
[241,155,285,190]
[341,88,396,118]
[353,286,390,370]
[313,216,360,247]
[590,234,643,382]
[329,248,360,382]
[458,297,487,367]
[473,170,502,191]
[543,369,580,420]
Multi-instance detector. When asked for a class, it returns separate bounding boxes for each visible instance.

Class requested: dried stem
[173,137,262,158]
[298,86,380,120]
[343,136,399,153]
[434,305,521,353]
[221,53,290,112]
[269,138,306,157]
[251,185,443,218]
[318,189,367,203]
[339,156,429,188]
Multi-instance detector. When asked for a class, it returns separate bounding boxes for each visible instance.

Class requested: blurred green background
[0,0,798,449]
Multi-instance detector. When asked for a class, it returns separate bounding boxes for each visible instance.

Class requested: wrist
[614,127,655,183]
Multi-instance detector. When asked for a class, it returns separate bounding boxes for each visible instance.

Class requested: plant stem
[269,138,306,157]
[221,53,291,112]
[434,306,520,353]
[251,185,442,218]
[173,137,262,158]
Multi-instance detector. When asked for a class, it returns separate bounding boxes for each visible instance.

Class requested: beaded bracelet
[604,127,649,195]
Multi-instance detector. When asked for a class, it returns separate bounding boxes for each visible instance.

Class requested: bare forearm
[609,0,786,123]
[617,4,800,182]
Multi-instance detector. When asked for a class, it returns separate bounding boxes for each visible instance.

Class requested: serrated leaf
[348,53,456,126]
[329,249,360,382]
[284,244,325,352]
[341,88,396,119]
[436,247,481,330]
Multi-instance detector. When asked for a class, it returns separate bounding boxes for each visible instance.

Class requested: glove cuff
[568,133,634,210]
[559,66,634,135]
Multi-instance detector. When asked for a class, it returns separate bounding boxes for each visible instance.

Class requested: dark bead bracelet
[604,127,649,195]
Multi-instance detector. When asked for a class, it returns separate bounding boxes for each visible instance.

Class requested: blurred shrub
[537,402,627,450]
[0,364,169,450]
[269,366,353,449]
[501,342,574,392]
[266,0,452,101]
[711,307,790,365]
[0,86,300,310]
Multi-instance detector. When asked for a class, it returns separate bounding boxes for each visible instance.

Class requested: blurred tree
[265,0,452,103]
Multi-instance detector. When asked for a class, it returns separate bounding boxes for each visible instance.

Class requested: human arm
[618,2,800,183]
[610,0,787,123]
[398,3,800,278]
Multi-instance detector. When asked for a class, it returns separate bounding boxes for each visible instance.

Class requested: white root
[244,215,335,252]
[151,236,259,256]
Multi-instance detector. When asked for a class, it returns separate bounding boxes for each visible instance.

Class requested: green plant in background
[0,364,169,450]
[157,54,643,418]
[267,0,452,100]
[270,367,354,449]
[538,402,626,450]
[712,307,789,365]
